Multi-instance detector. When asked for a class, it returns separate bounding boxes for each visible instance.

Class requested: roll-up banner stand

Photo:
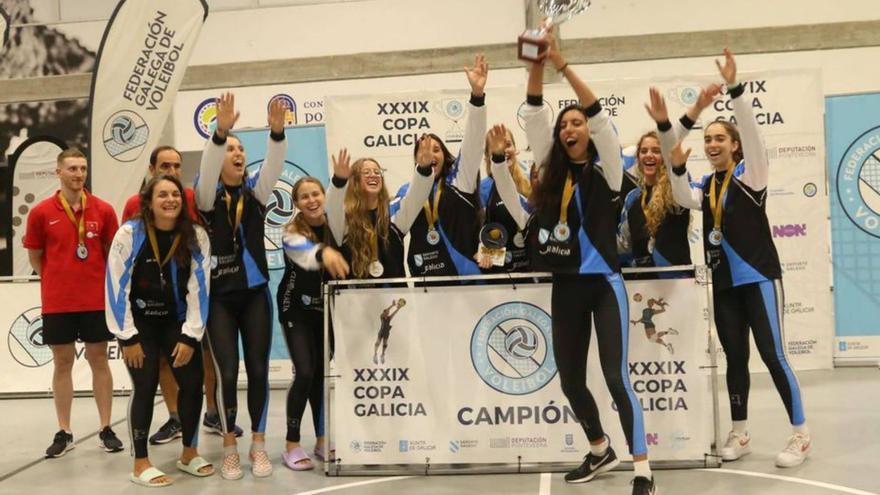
[88,0,209,213]
[325,267,723,475]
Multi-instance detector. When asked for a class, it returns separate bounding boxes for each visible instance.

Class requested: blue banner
[826,94,880,359]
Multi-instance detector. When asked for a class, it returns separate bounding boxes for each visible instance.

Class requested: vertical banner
[331,278,713,469]
[826,94,880,362]
[88,0,209,212]
[0,5,9,53]
[324,70,832,370]
[233,124,329,383]
[8,137,67,276]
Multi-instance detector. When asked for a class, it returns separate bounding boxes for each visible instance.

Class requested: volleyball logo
[8,307,52,368]
[102,110,149,162]
[837,125,880,238]
[504,325,538,359]
[471,302,556,395]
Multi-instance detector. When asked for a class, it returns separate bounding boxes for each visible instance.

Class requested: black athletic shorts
[41,311,114,346]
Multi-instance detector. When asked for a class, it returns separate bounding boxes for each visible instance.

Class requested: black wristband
[331,175,348,188]
[557,63,569,73]
[491,153,506,164]
[584,100,602,118]
[470,93,485,107]
[527,94,543,106]
[315,246,324,264]
[118,334,141,347]
[269,130,286,142]
[728,82,745,99]
[679,115,696,130]
[211,132,227,145]
[672,164,688,176]
[657,120,672,132]
[178,333,200,349]
[416,164,433,177]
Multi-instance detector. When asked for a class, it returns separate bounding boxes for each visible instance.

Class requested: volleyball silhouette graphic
[111,116,136,144]
[504,325,538,359]
[397,298,407,308]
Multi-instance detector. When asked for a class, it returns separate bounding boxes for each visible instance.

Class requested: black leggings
[205,288,273,434]
[279,307,332,442]
[126,319,203,459]
[551,273,647,456]
[714,279,805,425]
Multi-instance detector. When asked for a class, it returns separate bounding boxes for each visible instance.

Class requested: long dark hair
[705,121,744,164]
[136,174,198,265]
[412,133,456,178]
[530,105,599,214]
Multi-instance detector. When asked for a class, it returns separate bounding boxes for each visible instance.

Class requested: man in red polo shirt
[120,145,242,444]
[24,148,124,457]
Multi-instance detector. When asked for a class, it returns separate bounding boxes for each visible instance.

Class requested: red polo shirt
[120,187,199,223]
[23,190,119,314]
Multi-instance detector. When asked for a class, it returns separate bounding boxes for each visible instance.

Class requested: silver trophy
[518,0,591,62]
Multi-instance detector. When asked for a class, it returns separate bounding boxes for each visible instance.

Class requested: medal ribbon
[146,221,181,278]
[224,188,245,235]
[422,181,443,231]
[58,192,87,247]
[558,174,575,225]
[709,167,735,234]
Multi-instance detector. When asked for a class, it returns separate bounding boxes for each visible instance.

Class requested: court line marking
[538,472,552,495]
[293,476,415,495]
[700,468,879,495]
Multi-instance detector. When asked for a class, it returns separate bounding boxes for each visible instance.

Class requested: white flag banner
[88,0,208,211]
[330,276,715,471]
[9,137,67,276]
[0,6,9,52]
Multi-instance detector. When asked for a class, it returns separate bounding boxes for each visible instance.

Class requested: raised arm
[325,148,351,245]
[523,59,554,173]
[450,54,488,194]
[251,98,288,204]
[487,124,529,231]
[391,140,435,234]
[647,87,702,210]
[717,49,768,191]
[180,226,211,345]
[195,92,238,211]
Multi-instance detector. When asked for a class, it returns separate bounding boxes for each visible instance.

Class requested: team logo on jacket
[837,125,880,238]
[102,110,149,162]
[8,307,52,368]
[470,302,556,395]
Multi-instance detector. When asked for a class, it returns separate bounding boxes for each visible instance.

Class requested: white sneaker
[721,430,752,461]
[775,433,811,468]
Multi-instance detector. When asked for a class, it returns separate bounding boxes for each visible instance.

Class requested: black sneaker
[98,426,124,453]
[149,418,182,445]
[564,447,620,483]
[203,412,243,437]
[45,430,74,458]
[631,476,656,495]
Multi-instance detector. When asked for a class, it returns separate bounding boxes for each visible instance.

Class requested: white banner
[9,137,66,276]
[89,0,208,212]
[0,281,130,394]
[330,276,714,469]
[0,5,9,53]
[324,69,833,370]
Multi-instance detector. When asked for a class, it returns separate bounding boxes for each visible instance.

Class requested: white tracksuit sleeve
[392,167,434,235]
[283,230,323,271]
[731,86,769,191]
[588,106,623,192]
[451,101,487,194]
[105,223,137,342]
[326,178,347,246]
[252,133,288,205]
[523,103,554,176]
[195,136,225,212]
[659,125,703,211]
[490,160,530,232]
[180,226,211,342]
